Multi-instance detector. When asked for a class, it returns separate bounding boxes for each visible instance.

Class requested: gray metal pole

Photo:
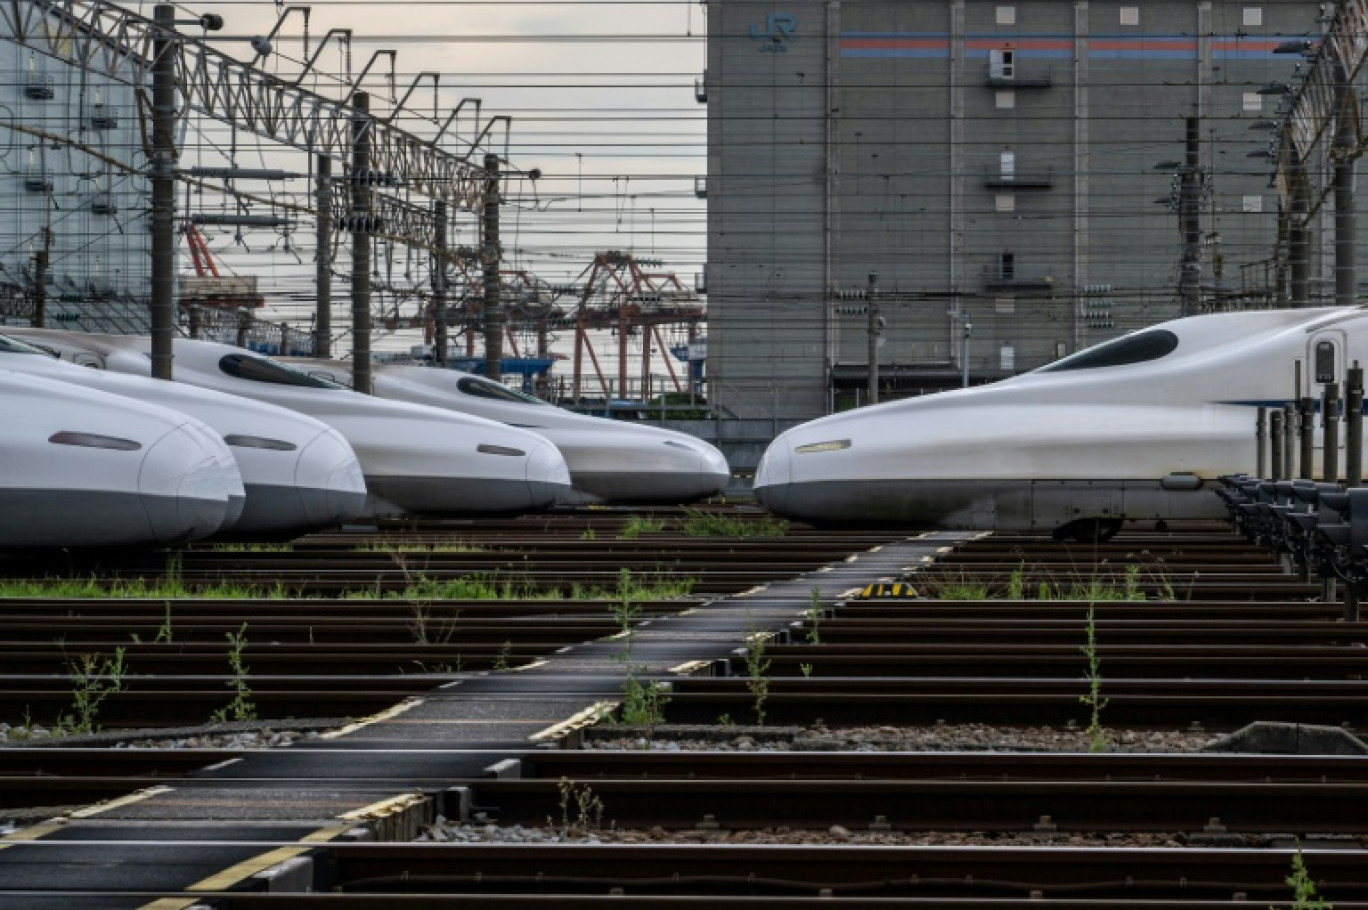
[1270,408,1284,481]
[350,92,372,395]
[1178,116,1202,317]
[150,5,177,380]
[1348,364,1364,486]
[482,154,503,382]
[1283,402,1297,481]
[866,272,879,405]
[314,154,332,358]
[1256,407,1267,480]
[1334,58,1357,309]
[1323,382,1340,482]
[30,235,47,329]
[1299,397,1315,479]
[1290,167,1311,307]
[961,320,971,388]
[433,198,448,367]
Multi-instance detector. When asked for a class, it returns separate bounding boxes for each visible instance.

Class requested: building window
[996,296,1016,314]
[1243,195,1263,213]
[990,48,1015,80]
[995,90,1015,109]
[999,149,1016,180]
[1000,344,1016,371]
[1119,6,1139,26]
[1056,342,1068,359]
[996,194,1015,213]
[1243,92,1263,112]
[1243,7,1262,26]
[996,6,1016,25]
[999,252,1015,282]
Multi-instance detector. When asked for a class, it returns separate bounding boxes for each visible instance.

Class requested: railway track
[1,514,1366,908]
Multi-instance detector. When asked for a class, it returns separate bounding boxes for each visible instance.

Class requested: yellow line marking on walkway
[186,846,311,892]
[339,792,427,823]
[530,701,615,741]
[320,696,422,739]
[68,785,174,819]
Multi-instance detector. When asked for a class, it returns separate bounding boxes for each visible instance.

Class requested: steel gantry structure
[0,0,510,379]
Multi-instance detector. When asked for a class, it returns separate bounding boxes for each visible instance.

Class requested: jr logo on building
[749,13,796,52]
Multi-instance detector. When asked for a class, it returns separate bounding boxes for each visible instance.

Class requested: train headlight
[224,434,298,451]
[48,430,141,451]
[795,439,851,454]
[478,443,528,457]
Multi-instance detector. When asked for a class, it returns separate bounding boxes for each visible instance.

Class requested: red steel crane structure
[414,250,704,403]
[178,221,264,310]
[559,250,705,404]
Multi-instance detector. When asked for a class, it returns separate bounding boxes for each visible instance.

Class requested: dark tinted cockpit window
[0,335,49,355]
[219,353,346,388]
[1036,329,1179,372]
[456,375,549,405]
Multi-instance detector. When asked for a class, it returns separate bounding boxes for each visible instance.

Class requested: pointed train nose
[526,438,573,508]
[752,436,794,515]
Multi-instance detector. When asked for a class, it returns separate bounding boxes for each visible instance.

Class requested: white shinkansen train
[0,334,368,538]
[0,370,243,548]
[286,360,732,505]
[8,329,572,517]
[756,306,1367,540]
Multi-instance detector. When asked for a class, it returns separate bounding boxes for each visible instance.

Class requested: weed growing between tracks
[0,575,298,600]
[803,586,823,645]
[0,559,695,603]
[678,508,788,538]
[1281,848,1332,910]
[607,568,671,732]
[1079,602,1109,753]
[745,624,773,726]
[618,516,666,539]
[553,777,605,837]
[925,557,1176,602]
[211,622,257,724]
[58,647,128,735]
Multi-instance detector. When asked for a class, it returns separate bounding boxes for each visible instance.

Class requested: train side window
[1036,329,1179,372]
[218,353,346,388]
[1315,341,1336,384]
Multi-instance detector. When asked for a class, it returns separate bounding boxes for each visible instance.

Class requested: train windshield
[219,353,348,389]
[0,335,51,356]
[1037,329,1179,372]
[456,376,550,406]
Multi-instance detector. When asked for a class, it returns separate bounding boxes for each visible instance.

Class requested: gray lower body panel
[365,476,569,515]
[0,489,224,548]
[569,471,728,505]
[756,478,1226,532]
[219,483,370,539]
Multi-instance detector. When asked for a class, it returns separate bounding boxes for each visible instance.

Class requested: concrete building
[703,0,1325,419]
[0,18,150,331]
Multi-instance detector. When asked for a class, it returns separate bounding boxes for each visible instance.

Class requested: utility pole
[482,154,502,382]
[961,318,972,388]
[314,154,332,358]
[433,198,448,367]
[866,272,879,405]
[150,4,178,380]
[1333,56,1357,308]
[350,92,372,394]
[30,227,49,328]
[1289,154,1311,307]
[1177,116,1202,317]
